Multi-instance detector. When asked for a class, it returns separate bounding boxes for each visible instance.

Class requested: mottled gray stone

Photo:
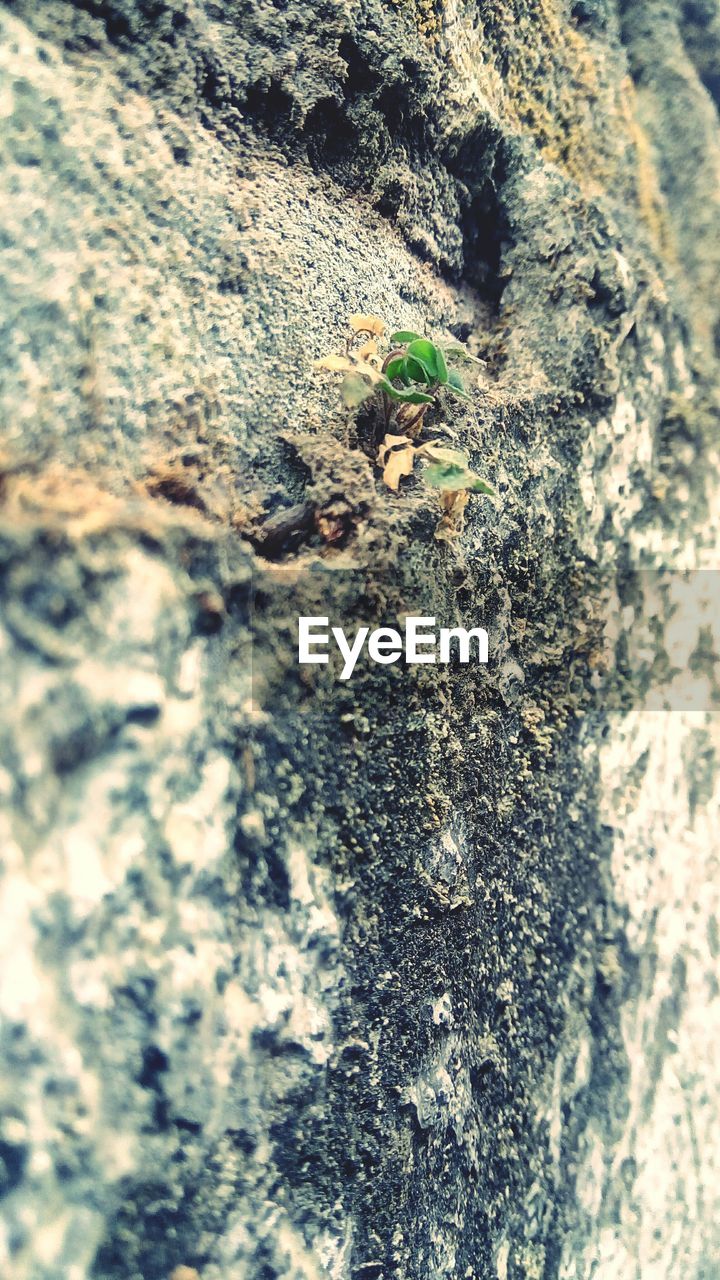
[0,2,719,1278]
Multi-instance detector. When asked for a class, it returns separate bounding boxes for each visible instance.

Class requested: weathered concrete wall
[0,2,719,1278]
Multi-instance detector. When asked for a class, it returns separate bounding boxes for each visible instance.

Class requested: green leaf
[406,338,441,381]
[446,369,470,400]
[423,457,494,493]
[384,356,406,383]
[435,345,449,385]
[419,444,470,467]
[390,330,423,344]
[376,373,433,404]
[423,461,475,491]
[441,344,483,365]
[405,356,431,385]
[385,385,435,405]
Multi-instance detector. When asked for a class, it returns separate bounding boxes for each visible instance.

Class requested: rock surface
[0,2,719,1278]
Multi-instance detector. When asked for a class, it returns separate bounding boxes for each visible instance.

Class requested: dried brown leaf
[349,313,385,336]
[441,488,469,515]
[435,487,469,541]
[376,433,416,492]
[315,353,385,385]
[357,338,379,362]
[314,353,357,374]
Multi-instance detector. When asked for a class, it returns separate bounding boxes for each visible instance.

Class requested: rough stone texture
[0,2,719,1278]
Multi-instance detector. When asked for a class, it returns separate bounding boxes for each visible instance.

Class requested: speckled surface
[0,2,719,1278]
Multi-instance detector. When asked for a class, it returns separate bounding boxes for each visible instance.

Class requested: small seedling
[316,316,495,539]
[316,315,482,436]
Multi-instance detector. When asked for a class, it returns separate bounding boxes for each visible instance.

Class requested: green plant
[384,331,471,402]
[317,316,496,539]
[316,315,481,436]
